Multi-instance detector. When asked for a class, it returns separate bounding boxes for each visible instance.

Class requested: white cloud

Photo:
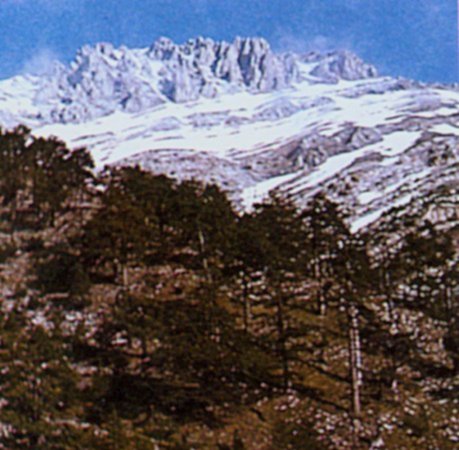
[21,48,60,76]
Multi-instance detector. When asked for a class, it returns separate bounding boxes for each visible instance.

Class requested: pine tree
[234,195,310,391]
[80,173,150,286]
[172,181,238,282]
[0,126,30,235]
[333,231,377,446]
[24,136,93,227]
[0,127,93,232]
[300,193,348,315]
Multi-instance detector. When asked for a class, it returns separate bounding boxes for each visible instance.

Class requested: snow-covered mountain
[0,37,458,230]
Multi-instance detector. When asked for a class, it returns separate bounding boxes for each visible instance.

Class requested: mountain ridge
[0,36,380,126]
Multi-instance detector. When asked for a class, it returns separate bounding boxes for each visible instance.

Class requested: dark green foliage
[80,180,149,284]
[232,196,312,390]
[0,126,94,230]
[88,288,276,428]
[300,193,350,314]
[80,167,238,286]
[33,243,91,307]
[0,126,29,209]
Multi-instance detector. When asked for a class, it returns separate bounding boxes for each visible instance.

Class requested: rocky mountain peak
[147,35,296,92]
[308,50,378,82]
[1,37,380,125]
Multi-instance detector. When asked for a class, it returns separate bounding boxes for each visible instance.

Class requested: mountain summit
[0,37,377,125]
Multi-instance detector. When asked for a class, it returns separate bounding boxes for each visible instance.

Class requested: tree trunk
[382,269,400,400]
[276,292,289,392]
[115,260,129,288]
[9,196,17,245]
[315,260,326,316]
[348,301,363,445]
[122,265,129,288]
[442,271,453,319]
[198,227,212,282]
[242,275,251,332]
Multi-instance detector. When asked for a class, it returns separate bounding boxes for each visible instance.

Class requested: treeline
[0,127,457,449]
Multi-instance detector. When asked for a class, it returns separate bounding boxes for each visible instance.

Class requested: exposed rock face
[309,50,378,83]
[41,43,166,122]
[28,37,304,123]
[118,148,259,195]
[286,127,383,170]
[149,36,299,98]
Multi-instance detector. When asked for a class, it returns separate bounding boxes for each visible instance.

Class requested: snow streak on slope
[33,78,457,165]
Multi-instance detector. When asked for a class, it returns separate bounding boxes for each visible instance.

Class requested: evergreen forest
[0,127,457,449]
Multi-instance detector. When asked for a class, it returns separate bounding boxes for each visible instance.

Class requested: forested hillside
[0,127,457,449]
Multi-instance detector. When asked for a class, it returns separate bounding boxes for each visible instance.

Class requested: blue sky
[0,0,456,82]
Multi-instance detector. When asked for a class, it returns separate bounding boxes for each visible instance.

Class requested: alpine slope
[0,37,457,231]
